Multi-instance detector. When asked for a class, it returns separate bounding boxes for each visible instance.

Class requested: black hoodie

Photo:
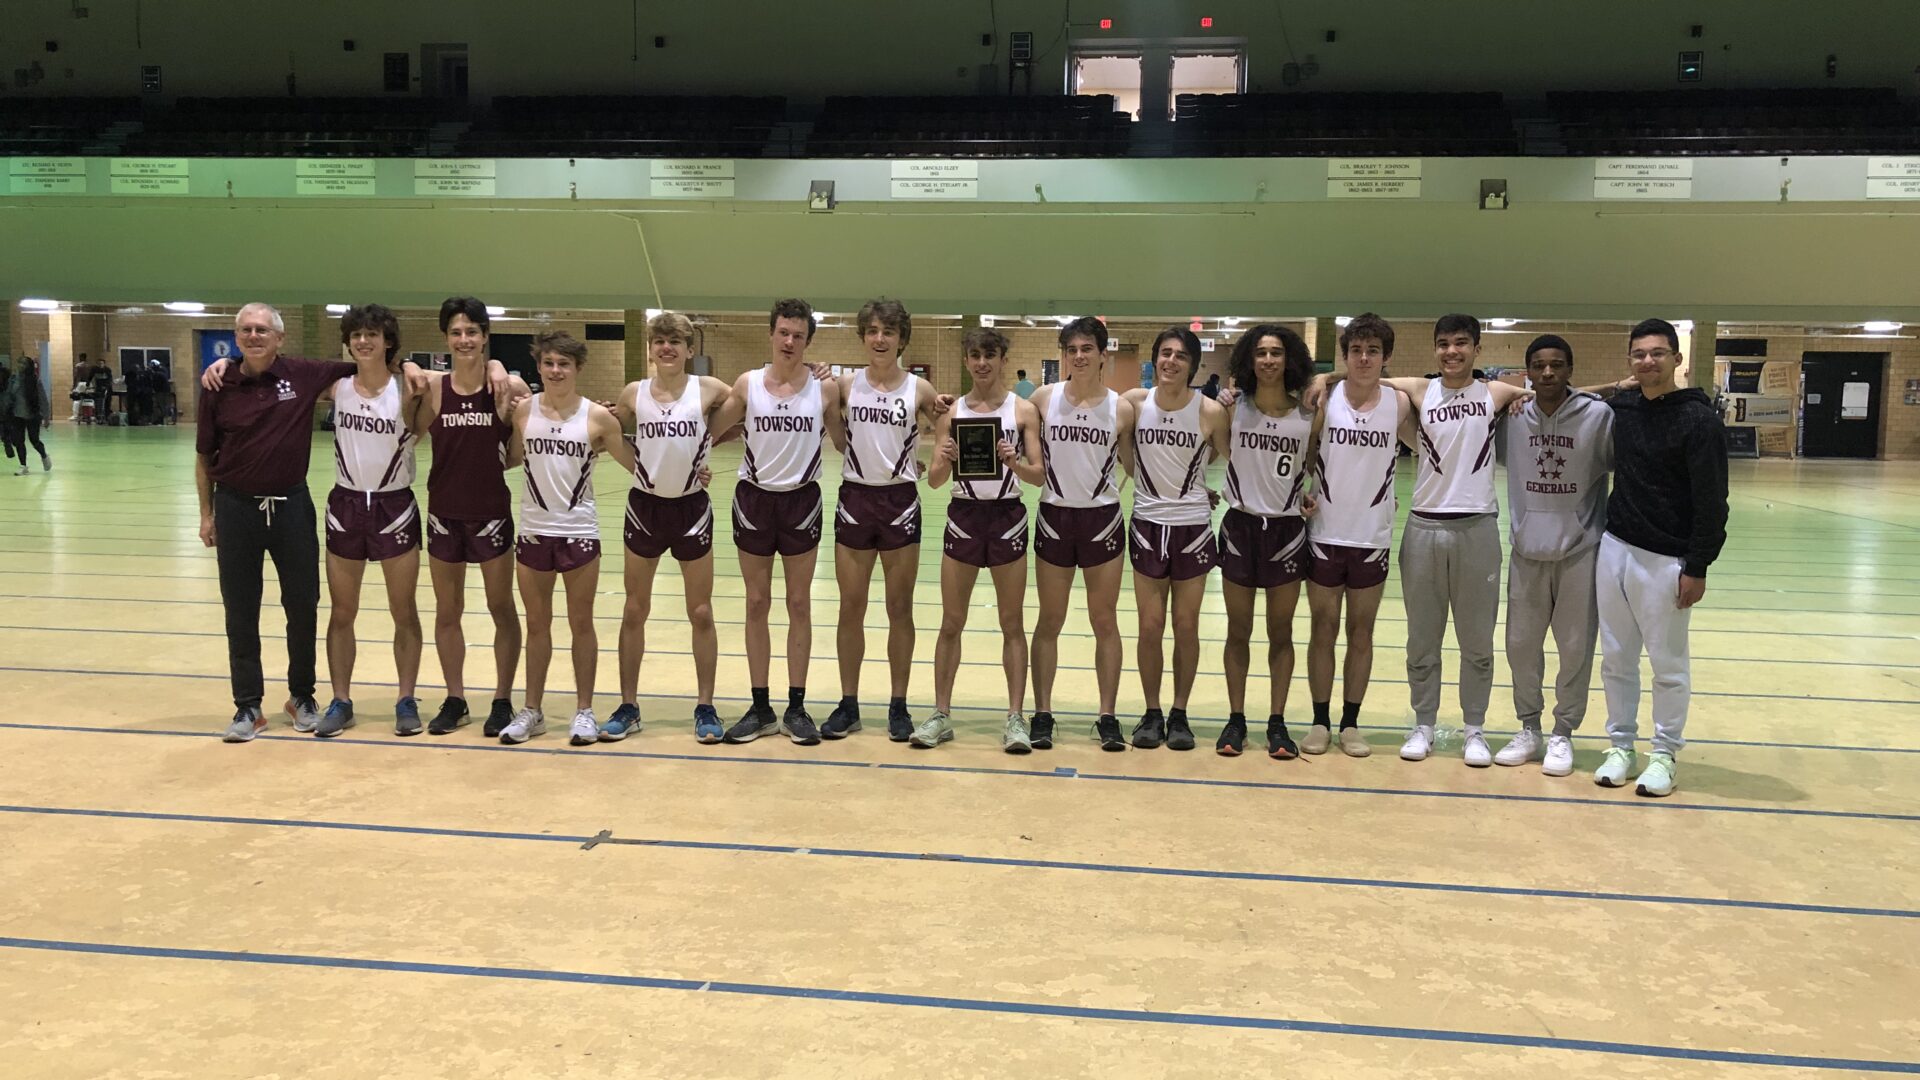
[1605,386,1728,578]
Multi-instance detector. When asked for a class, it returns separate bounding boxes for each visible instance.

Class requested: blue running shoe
[601,703,642,742]
[693,704,724,744]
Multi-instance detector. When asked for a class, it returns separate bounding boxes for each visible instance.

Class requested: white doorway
[1072,54,1143,120]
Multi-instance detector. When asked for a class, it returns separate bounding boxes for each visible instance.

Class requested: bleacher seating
[458,95,784,157]
[0,97,137,154]
[1166,92,1517,156]
[118,97,447,157]
[1549,88,1920,155]
[809,94,1131,157]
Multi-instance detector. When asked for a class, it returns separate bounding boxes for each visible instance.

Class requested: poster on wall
[198,329,237,372]
[1716,358,1797,456]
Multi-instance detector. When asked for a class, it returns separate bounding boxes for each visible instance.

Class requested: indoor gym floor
[0,426,1916,1079]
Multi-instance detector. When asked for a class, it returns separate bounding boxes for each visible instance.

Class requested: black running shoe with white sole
[820,702,861,740]
[1095,714,1127,752]
[428,696,469,736]
[1030,712,1055,750]
[723,703,779,744]
[782,706,821,746]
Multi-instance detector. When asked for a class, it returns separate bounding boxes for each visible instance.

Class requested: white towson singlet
[520,394,599,539]
[1039,386,1121,509]
[630,377,710,499]
[949,391,1019,501]
[331,375,416,493]
[1310,385,1402,549]
[1225,399,1312,518]
[1130,392,1212,526]
[1411,379,1500,514]
[841,368,919,485]
[738,367,824,491]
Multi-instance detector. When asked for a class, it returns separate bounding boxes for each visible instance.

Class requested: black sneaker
[1267,720,1299,760]
[1216,716,1248,756]
[1166,713,1196,751]
[781,705,821,746]
[821,702,862,740]
[886,701,913,741]
[1095,714,1127,752]
[427,696,469,736]
[724,703,779,743]
[1030,712,1055,750]
[483,698,515,739]
[1130,709,1166,749]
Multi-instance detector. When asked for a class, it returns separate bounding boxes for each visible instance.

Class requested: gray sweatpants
[1399,513,1501,729]
[1506,545,1599,736]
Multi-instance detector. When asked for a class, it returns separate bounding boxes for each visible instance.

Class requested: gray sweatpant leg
[1506,545,1599,736]
[1399,513,1502,729]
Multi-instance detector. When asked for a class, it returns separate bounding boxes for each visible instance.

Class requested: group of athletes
[194,296,1727,797]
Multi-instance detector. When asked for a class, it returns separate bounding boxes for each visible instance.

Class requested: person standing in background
[7,357,51,473]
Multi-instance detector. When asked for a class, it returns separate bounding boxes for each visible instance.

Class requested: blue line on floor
[0,936,1912,1073]
[3,803,1911,920]
[2,720,1914,824]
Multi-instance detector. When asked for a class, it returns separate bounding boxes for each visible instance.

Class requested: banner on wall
[198,330,237,372]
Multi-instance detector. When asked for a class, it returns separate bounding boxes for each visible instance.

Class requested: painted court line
[4,721,1915,824]
[0,937,1911,1074]
[4,802,1912,921]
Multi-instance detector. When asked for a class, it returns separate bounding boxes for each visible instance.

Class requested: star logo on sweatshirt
[1535,449,1567,479]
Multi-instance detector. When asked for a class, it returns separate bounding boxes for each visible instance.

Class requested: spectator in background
[89,358,113,424]
[7,356,51,473]
[1013,369,1037,399]
[1200,373,1222,399]
[71,352,90,420]
[0,362,15,462]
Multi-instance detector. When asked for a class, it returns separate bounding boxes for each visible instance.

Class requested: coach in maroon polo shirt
[197,303,357,743]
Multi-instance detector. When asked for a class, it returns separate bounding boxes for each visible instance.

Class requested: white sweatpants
[1595,532,1692,756]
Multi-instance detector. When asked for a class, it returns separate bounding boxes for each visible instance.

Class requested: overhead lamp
[325,304,350,314]
[1220,317,1242,328]
[980,315,995,328]
[163,301,205,313]
[486,305,507,317]
[1674,319,1695,333]
[812,311,826,323]
[1487,318,1518,328]
[1863,320,1904,333]
[1334,316,1352,328]
[18,298,59,311]
[1056,315,1075,327]
[644,308,663,321]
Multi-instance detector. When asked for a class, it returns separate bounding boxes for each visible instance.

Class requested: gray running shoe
[909,710,954,749]
[315,699,355,738]
[286,695,321,733]
[1001,712,1032,754]
[500,707,546,745]
[222,706,266,743]
[394,697,422,737]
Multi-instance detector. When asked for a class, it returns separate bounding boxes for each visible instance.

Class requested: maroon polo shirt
[196,355,357,496]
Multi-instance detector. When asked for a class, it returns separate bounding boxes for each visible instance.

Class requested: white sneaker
[1593,746,1636,787]
[1399,725,1434,761]
[1635,752,1677,797]
[500,707,546,744]
[1542,735,1574,777]
[1494,728,1543,767]
[568,708,598,747]
[1462,730,1492,768]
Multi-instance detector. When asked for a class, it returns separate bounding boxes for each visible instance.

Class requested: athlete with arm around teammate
[1029,316,1138,752]
[1121,327,1230,752]
[825,298,948,742]
[706,298,847,746]
[1302,314,1418,758]
[603,311,730,743]
[924,328,1047,750]
[1216,324,1319,759]
[498,331,636,746]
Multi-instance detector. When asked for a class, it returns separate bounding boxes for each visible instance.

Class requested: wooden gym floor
[1,425,1916,1078]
